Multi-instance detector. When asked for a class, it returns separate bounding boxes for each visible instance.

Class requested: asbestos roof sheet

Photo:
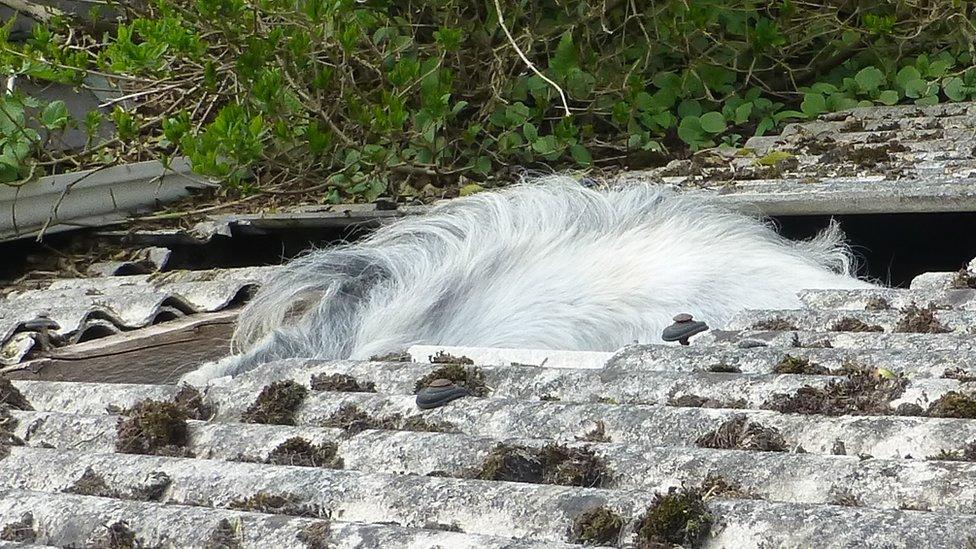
[3,259,976,547]
[624,101,976,215]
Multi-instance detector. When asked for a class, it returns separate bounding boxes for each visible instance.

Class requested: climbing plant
[0,0,974,199]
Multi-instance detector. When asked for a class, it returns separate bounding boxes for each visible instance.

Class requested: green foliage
[1,1,975,198]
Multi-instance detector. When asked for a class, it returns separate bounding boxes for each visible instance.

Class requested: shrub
[2,1,975,199]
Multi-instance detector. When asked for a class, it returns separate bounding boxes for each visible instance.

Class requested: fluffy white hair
[181,176,874,384]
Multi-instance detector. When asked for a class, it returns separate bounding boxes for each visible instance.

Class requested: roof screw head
[662,313,709,346]
[428,378,453,388]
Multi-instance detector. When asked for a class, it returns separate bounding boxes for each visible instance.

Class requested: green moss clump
[570,506,624,545]
[171,385,216,420]
[229,492,323,517]
[309,373,376,393]
[297,521,332,549]
[473,443,610,487]
[0,379,31,411]
[696,416,786,452]
[413,363,488,397]
[950,268,976,289]
[772,355,830,375]
[707,363,741,373]
[636,487,712,548]
[240,380,308,425]
[0,512,35,543]
[322,404,456,435]
[368,351,412,362]
[830,318,883,333]
[203,519,242,549]
[763,367,907,416]
[927,392,976,418]
[90,521,143,549]
[864,296,891,311]
[894,303,951,334]
[266,437,343,468]
[755,150,794,166]
[750,318,799,331]
[115,399,191,456]
[927,441,976,461]
[64,466,118,498]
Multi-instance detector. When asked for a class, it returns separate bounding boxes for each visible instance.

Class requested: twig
[492,0,571,117]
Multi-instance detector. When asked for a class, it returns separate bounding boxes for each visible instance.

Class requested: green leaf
[903,78,929,98]
[522,122,538,142]
[915,95,940,106]
[531,135,559,155]
[755,117,774,136]
[878,89,900,105]
[549,32,577,76]
[944,77,966,101]
[459,183,484,196]
[677,116,704,145]
[895,66,922,88]
[854,67,884,92]
[800,93,826,117]
[677,99,702,118]
[569,144,592,165]
[699,111,727,134]
[733,102,753,124]
[40,100,69,130]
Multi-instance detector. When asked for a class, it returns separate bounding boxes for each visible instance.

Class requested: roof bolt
[662,313,709,346]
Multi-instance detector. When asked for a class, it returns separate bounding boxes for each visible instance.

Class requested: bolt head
[673,313,693,323]
[428,378,453,388]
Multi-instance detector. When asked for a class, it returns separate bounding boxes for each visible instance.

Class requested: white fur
[180,177,874,385]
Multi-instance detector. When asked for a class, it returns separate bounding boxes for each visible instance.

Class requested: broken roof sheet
[0,266,275,366]
[3,257,976,546]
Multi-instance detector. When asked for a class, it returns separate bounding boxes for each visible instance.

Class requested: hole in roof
[75,323,119,343]
[151,308,184,325]
[774,211,976,287]
[159,296,196,315]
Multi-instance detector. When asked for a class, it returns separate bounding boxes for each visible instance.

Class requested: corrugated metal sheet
[3,259,976,546]
[0,158,210,243]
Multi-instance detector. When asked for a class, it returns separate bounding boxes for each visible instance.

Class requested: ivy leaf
[944,77,966,101]
[733,102,753,124]
[677,99,702,118]
[677,116,704,145]
[699,111,727,134]
[903,78,929,99]
[854,67,884,92]
[522,122,538,142]
[569,144,592,165]
[800,93,826,117]
[531,135,559,155]
[895,66,922,89]
[878,89,900,105]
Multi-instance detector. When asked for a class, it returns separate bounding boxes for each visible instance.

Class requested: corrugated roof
[1,266,275,366]
[3,258,976,546]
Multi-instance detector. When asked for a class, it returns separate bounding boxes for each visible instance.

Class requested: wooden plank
[2,310,238,384]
